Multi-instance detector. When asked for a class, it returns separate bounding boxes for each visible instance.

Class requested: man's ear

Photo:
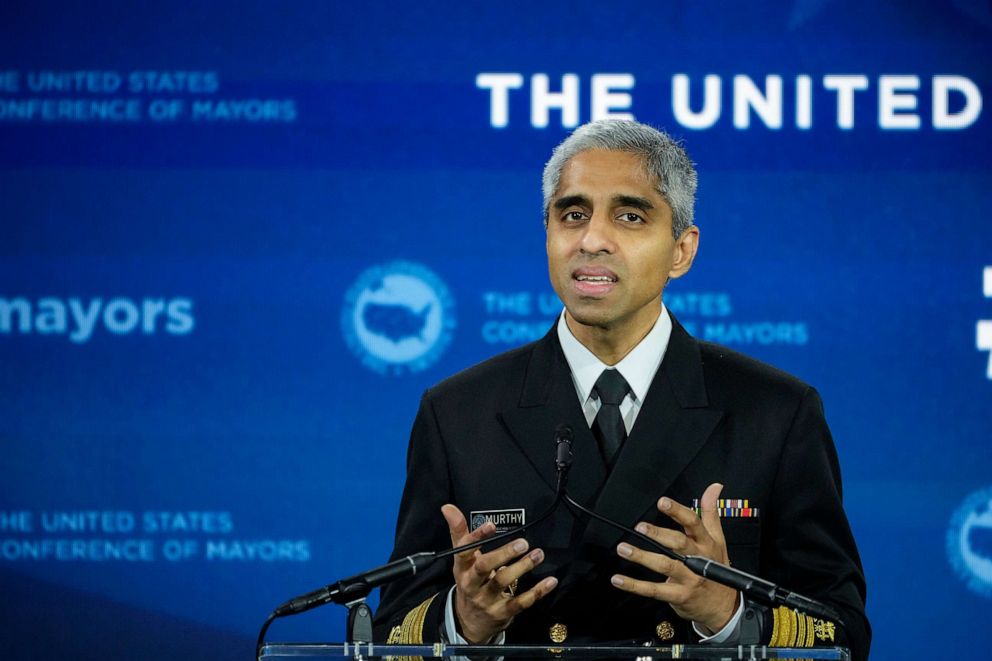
[669,225,700,280]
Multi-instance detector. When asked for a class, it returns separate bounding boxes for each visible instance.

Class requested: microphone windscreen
[555,424,574,469]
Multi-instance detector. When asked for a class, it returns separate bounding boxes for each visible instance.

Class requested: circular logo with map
[947,486,992,598]
[342,261,456,375]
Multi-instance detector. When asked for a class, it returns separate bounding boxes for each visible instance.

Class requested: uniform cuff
[692,592,744,643]
[444,586,507,645]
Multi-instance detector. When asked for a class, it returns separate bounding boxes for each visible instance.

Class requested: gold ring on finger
[503,579,518,597]
[495,567,518,597]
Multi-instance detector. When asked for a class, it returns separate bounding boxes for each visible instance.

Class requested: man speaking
[373,120,870,660]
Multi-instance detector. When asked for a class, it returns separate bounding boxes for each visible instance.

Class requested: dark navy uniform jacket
[374,315,870,661]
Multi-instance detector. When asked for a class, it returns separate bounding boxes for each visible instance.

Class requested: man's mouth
[573,266,618,280]
[572,267,619,295]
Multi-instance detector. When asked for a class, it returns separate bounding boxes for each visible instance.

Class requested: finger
[491,548,546,590]
[472,538,530,576]
[610,574,683,603]
[658,495,708,542]
[441,504,495,558]
[699,483,727,547]
[505,576,558,616]
[633,522,690,554]
[616,542,680,577]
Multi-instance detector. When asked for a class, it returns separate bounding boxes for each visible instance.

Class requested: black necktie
[591,369,630,464]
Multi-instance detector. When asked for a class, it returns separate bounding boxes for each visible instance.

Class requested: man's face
[546,149,697,338]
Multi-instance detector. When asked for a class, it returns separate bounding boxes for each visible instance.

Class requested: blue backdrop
[1,2,990,659]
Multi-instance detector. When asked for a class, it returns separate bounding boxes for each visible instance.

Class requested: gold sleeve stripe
[769,606,783,646]
[385,593,439,661]
[782,608,794,647]
[769,606,822,649]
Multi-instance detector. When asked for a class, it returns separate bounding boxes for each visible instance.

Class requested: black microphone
[682,556,843,623]
[274,552,436,616]
[554,424,574,493]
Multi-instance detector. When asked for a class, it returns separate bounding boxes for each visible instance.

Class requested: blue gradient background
[1,2,990,659]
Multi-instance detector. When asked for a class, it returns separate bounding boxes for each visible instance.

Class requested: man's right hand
[441,504,558,644]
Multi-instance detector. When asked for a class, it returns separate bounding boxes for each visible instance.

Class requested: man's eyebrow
[613,194,655,211]
[553,194,590,211]
[553,194,656,211]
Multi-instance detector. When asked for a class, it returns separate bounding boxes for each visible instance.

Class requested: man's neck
[564,306,662,366]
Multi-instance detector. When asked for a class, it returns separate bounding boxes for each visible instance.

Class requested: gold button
[656,620,675,641]
[549,622,568,643]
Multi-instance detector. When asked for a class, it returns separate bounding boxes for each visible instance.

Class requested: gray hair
[542,120,697,238]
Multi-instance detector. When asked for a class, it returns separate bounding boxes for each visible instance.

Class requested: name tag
[469,508,526,533]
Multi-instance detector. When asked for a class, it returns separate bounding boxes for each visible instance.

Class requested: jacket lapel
[583,317,725,551]
[498,326,608,506]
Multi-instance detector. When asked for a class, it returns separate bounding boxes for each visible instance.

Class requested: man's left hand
[610,482,739,634]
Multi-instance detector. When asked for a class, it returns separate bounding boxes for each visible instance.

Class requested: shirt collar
[557,302,673,404]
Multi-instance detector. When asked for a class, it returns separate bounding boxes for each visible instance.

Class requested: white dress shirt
[557,305,672,434]
[444,304,742,645]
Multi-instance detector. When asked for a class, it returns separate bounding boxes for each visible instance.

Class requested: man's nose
[579,213,616,254]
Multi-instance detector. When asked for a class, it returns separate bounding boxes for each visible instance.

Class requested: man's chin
[564,305,616,331]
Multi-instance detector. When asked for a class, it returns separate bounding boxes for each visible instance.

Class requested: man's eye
[619,212,644,223]
[563,211,586,222]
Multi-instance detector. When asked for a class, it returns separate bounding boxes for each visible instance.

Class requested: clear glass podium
[259,643,850,660]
